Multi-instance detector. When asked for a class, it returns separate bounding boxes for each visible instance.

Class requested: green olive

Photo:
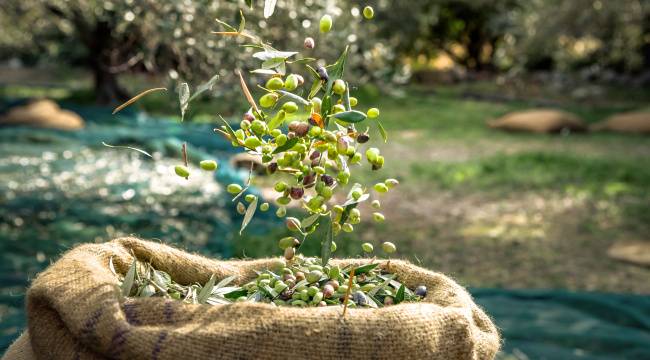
[319,14,333,33]
[266,77,284,90]
[174,165,190,178]
[244,136,262,149]
[349,97,358,107]
[284,74,300,91]
[332,79,346,95]
[385,178,400,188]
[276,206,287,217]
[363,6,374,19]
[227,183,243,194]
[245,194,257,203]
[361,242,374,253]
[373,182,388,193]
[372,212,385,222]
[381,241,397,254]
[260,93,279,108]
[260,202,270,211]
[274,181,288,192]
[367,107,380,118]
[282,101,298,113]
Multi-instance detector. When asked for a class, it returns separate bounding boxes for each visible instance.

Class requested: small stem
[342,267,355,317]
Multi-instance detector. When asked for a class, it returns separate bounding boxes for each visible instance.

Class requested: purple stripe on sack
[79,308,103,345]
[107,326,130,359]
[164,300,174,323]
[152,331,168,360]
[123,302,142,325]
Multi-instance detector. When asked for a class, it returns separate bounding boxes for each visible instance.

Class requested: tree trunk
[92,63,130,105]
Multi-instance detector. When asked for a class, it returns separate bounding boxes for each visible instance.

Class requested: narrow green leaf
[215,18,237,32]
[245,0,253,9]
[320,216,334,266]
[377,120,388,143]
[214,275,237,290]
[188,74,219,103]
[276,90,310,105]
[301,213,321,229]
[352,263,379,275]
[178,82,190,121]
[223,288,248,299]
[197,274,216,304]
[272,137,299,154]
[240,197,258,235]
[238,10,246,33]
[121,261,137,296]
[102,142,152,158]
[329,110,367,123]
[369,274,396,296]
[322,46,349,123]
[342,193,369,207]
[308,79,322,99]
[267,110,287,131]
[287,57,316,64]
[250,69,278,75]
[261,58,285,70]
[263,0,277,18]
[218,115,240,143]
[395,284,406,304]
[253,50,297,61]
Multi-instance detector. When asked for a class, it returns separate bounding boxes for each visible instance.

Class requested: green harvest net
[1,101,649,359]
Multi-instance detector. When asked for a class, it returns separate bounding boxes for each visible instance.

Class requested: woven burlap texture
[3,237,500,359]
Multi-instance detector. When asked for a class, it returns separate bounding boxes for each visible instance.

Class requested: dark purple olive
[267,162,278,174]
[302,173,316,187]
[352,291,367,306]
[356,133,370,143]
[415,285,427,298]
[294,123,310,137]
[243,111,255,122]
[321,174,334,186]
[317,66,329,82]
[289,187,304,200]
[280,289,294,301]
[309,150,321,160]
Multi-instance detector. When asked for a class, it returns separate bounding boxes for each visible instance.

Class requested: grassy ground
[2,69,650,294]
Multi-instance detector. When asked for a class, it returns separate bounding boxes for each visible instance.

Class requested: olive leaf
[276,90,310,105]
[272,137,299,154]
[267,110,287,131]
[320,215,334,266]
[217,115,241,145]
[121,260,137,296]
[178,82,190,121]
[253,50,297,61]
[287,57,316,64]
[250,69,278,75]
[263,0,277,18]
[350,263,379,275]
[301,213,321,229]
[322,46,349,123]
[262,57,285,70]
[112,87,166,114]
[197,274,216,304]
[245,0,254,9]
[214,275,237,289]
[395,284,406,304]
[342,193,369,207]
[215,18,237,32]
[223,288,248,299]
[102,142,152,158]
[369,274,396,296]
[188,74,219,103]
[238,10,246,33]
[329,110,367,123]
[240,196,258,235]
[376,120,388,143]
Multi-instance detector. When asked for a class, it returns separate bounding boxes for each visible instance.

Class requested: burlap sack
[488,109,587,133]
[0,99,84,131]
[3,237,500,360]
[590,112,650,134]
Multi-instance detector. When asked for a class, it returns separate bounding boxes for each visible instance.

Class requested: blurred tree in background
[510,0,650,73]
[1,0,648,104]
